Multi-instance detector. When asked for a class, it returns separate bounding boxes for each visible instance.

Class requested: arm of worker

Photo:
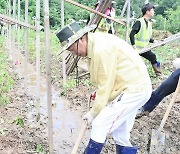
[149,38,158,43]
[129,21,141,49]
[85,52,117,122]
[90,53,117,117]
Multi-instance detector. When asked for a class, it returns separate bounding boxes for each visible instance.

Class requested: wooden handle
[71,121,88,154]
[158,77,180,132]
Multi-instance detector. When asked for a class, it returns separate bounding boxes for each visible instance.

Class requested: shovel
[149,77,180,153]
[71,94,93,154]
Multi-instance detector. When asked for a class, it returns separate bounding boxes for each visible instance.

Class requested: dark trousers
[140,50,157,64]
[143,69,180,112]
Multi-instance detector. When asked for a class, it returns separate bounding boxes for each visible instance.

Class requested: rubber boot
[152,62,162,75]
[116,144,137,154]
[84,139,104,154]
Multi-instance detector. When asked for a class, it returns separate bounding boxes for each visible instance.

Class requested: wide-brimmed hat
[56,22,96,52]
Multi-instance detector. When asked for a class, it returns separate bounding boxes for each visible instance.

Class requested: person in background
[105,1,116,34]
[56,22,152,154]
[137,58,180,117]
[87,1,116,34]
[129,3,162,75]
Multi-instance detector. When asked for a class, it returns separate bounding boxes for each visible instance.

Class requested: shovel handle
[71,95,92,154]
[71,121,88,154]
[158,77,180,132]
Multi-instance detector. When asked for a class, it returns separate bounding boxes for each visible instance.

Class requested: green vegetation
[0,37,14,106]
[0,0,179,33]
[12,116,25,128]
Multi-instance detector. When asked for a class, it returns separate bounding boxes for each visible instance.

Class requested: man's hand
[153,40,158,43]
[91,91,96,101]
[173,58,180,69]
[132,45,136,49]
[83,112,94,124]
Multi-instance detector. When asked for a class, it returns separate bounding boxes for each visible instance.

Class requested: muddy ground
[0,31,180,154]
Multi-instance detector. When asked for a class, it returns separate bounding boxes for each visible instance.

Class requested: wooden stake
[61,0,67,87]
[17,0,20,72]
[36,0,41,121]
[119,0,129,20]
[44,0,54,153]
[12,0,16,62]
[24,0,28,93]
[125,0,130,41]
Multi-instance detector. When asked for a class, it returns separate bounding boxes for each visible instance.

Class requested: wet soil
[0,31,179,154]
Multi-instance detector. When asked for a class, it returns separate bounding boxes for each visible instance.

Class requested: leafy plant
[0,44,14,106]
[36,144,45,153]
[12,116,25,128]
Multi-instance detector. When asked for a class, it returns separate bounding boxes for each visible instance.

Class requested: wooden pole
[125,0,130,41]
[17,0,20,72]
[65,0,125,26]
[24,0,28,93]
[44,0,54,153]
[36,0,41,121]
[8,0,12,56]
[140,33,180,54]
[12,0,16,62]
[61,0,66,87]
[119,0,128,20]
[0,13,36,30]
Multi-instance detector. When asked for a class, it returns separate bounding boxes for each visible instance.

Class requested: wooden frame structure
[0,0,54,153]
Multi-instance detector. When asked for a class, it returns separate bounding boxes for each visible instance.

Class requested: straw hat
[56,22,96,52]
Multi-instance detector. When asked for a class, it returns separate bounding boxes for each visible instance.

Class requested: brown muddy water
[14,52,88,153]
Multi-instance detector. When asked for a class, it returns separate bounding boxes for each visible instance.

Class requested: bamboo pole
[119,0,128,20]
[17,0,20,72]
[36,0,41,121]
[44,0,54,153]
[12,0,16,62]
[125,0,130,41]
[140,33,180,54]
[4,8,8,51]
[65,0,125,26]
[0,13,36,30]
[24,0,28,93]
[61,0,66,87]
[8,0,12,56]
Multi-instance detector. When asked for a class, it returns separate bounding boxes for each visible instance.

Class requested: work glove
[91,91,96,101]
[173,58,180,69]
[83,112,94,124]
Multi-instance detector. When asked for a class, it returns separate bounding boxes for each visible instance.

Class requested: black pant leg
[140,50,157,64]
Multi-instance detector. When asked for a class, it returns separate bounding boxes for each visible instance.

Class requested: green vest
[135,17,152,49]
